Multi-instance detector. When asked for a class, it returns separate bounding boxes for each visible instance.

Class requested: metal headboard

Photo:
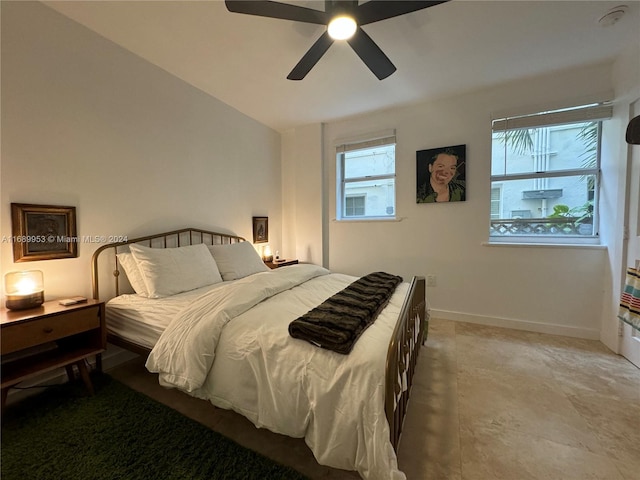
[91,227,244,301]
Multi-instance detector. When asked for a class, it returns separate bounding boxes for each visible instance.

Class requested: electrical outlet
[427,274,437,287]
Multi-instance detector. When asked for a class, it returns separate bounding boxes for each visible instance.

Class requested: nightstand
[265,259,299,269]
[1,299,106,408]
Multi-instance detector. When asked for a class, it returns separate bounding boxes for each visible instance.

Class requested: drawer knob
[43,327,53,334]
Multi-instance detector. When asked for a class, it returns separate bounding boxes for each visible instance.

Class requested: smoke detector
[598,5,628,27]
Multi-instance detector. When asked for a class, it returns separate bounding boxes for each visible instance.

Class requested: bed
[91,228,426,480]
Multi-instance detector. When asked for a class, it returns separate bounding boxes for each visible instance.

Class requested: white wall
[1,2,281,301]
[281,124,324,265]
[286,62,633,341]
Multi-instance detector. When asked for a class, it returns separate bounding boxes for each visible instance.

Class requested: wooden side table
[1,299,106,408]
[265,259,299,269]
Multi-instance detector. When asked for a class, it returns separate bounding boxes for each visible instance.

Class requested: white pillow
[208,242,269,281]
[116,252,148,297]
[129,243,223,298]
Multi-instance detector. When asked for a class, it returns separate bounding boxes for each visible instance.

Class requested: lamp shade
[262,245,273,262]
[4,270,44,310]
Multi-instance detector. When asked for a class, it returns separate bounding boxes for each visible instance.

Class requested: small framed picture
[416,144,466,203]
[11,203,78,262]
[252,216,268,243]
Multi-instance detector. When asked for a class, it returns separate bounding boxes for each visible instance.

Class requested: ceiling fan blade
[225,1,329,25]
[287,31,334,80]
[325,0,358,16]
[347,27,396,80]
[356,1,449,26]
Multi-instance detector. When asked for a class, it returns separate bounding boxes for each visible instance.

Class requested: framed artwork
[11,203,78,262]
[416,144,466,203]
[252,216,268,243]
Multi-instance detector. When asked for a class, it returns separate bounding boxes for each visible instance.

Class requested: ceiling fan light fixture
[328,15,357,40]
[224,0,450,80]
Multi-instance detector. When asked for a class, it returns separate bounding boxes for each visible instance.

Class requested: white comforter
[146,264,408,480]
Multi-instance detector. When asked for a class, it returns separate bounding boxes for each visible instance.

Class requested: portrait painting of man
[416,144,466,203]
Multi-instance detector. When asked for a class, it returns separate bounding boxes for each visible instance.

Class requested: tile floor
[109,318,640,480]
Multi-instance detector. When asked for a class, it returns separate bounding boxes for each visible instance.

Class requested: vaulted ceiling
[44,1,640,132]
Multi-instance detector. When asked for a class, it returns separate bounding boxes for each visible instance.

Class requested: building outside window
[490,103,612,243]
[336,133,396,220]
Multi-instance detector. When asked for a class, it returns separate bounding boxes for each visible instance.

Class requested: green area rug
[1,374,309,480]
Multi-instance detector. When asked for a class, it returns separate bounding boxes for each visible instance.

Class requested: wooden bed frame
[91,227,427,451]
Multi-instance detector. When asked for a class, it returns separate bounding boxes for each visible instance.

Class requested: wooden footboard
[385,276,427,450]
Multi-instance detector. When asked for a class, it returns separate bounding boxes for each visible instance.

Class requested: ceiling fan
[224,1,449,80]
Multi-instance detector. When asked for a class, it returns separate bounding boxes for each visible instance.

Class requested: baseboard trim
[430,309,600,340]
[5,344,139,405]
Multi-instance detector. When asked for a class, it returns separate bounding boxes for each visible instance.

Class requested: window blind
[492,104,613,131]
[336,130,396,153]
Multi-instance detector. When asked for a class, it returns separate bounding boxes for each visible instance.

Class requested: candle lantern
[4,270,44,310]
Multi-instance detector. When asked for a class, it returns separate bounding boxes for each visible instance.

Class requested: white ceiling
[43,1,640,132]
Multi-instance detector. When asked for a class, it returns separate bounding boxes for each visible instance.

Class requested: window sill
[482,241,605,250]
[333,216,405,223]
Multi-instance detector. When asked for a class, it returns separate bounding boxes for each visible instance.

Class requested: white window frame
[336,132,396,221]
[490,103,611,245]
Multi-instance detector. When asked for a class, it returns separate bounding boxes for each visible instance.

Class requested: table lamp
[4,270,44,310]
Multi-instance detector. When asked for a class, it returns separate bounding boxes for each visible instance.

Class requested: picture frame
[11,203,78,262]
[416,144,466,203]
[252,216,268,243]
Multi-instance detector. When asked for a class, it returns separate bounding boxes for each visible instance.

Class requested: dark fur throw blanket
[288,271,402,354]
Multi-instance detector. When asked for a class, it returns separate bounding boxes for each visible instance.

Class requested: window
[490,103,612,243]
[336,133,396,220]
[345,195,366,216]
[490,186,502,219]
